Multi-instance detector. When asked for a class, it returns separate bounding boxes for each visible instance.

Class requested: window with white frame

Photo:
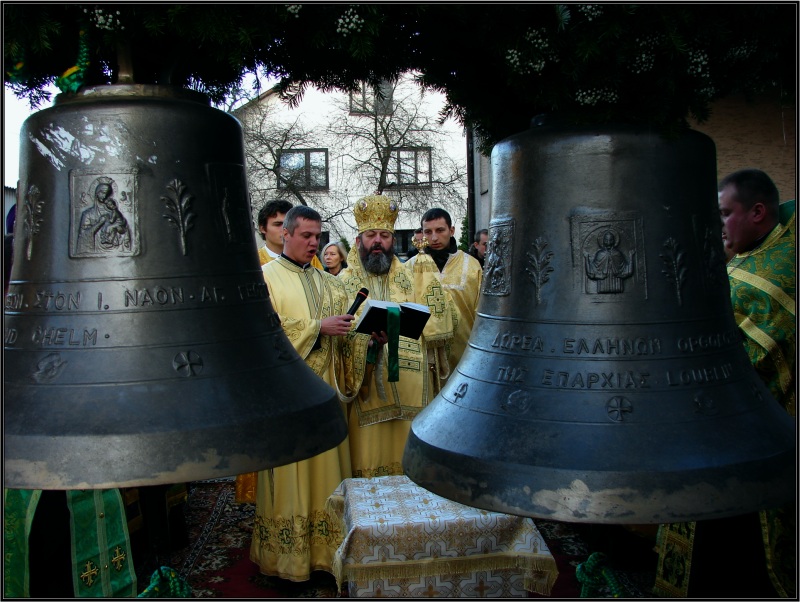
[386,147,432,188]
[277,149,329,190]
[349,81,393,115]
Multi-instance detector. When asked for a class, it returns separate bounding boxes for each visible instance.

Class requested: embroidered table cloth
[327,475,558,598]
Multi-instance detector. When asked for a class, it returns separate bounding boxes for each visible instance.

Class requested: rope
[576,552,626,598]
[137,566,191,598]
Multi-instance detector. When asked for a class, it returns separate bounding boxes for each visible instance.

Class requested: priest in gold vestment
[249,205,357,582]
[236,200,322,504]
[407,207,483,372]
[339,195,456,478]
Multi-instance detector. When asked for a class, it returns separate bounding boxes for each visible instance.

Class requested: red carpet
[136,478,656,598]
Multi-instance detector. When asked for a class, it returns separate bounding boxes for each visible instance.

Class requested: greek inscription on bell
[542,369,651,389]
[33,291,81,311]
[497,366,528,383]
[238,282,267,300]
[483,219,514,296]
[665,362,733,386]
[32,327,98,347]
[124,286,186,307]
[70,172,139,258]
[570,211,646,299]
[676,329,739,353]
[200,286,224,303]
[5,292,24,310]
[491,331,545,352]
[562,337,662,355]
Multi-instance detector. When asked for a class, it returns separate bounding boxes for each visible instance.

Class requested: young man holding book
[249,205,357,583]
[407,207,483,373]
[339,195,455,478]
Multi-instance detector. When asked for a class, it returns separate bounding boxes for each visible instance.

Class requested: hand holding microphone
[346,287,369,316]
[320,288,369,336]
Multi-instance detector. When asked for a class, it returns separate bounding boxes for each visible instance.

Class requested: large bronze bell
[403,122,795,524]
[4,85,347,490]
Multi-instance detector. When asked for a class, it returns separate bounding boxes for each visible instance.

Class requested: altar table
[327,475,558,598]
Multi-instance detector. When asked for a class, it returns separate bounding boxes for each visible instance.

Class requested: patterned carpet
[134,478,657,598]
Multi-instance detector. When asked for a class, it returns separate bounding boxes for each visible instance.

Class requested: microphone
[346,288,369,316]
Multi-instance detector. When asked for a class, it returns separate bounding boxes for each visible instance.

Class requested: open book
[353,299,431,340]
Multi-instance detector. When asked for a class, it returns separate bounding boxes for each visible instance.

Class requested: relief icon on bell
[70,171,139,258]
[570,211,645,299]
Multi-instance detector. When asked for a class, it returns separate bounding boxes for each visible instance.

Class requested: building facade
[233,75,468,257]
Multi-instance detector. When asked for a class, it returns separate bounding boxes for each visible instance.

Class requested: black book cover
[354,299,431,340]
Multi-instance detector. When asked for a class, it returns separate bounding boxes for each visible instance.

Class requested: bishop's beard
[360,243,394,275]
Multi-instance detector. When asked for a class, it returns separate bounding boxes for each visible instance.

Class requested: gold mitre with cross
[354,194,399,233]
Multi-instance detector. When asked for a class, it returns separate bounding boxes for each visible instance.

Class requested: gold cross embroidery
[111,546,126,571]
[474,579,490,596]
[80,560,99,587]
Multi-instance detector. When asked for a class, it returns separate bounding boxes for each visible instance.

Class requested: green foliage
[4,4,795,149]
[458,215,470,253]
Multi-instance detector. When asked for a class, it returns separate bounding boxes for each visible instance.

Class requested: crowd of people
[241,195,482,581]
[240,167,795,597]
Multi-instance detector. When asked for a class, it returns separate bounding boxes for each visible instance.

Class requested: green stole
[4,489,137,597]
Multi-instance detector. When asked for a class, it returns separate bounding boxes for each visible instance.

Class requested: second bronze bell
[403,122,795,524]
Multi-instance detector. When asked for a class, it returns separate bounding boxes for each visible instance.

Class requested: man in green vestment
[655,169,796,598]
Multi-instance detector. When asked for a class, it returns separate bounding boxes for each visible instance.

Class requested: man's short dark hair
[283,205,321,235]
[257,200,294,230]
[420,208,452,228]
[719,169,780,217]
[473,229,488,243]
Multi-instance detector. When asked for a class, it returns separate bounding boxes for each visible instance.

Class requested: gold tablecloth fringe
[333,552,558,596]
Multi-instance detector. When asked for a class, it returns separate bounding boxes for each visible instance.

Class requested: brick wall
[690,93,796,201]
